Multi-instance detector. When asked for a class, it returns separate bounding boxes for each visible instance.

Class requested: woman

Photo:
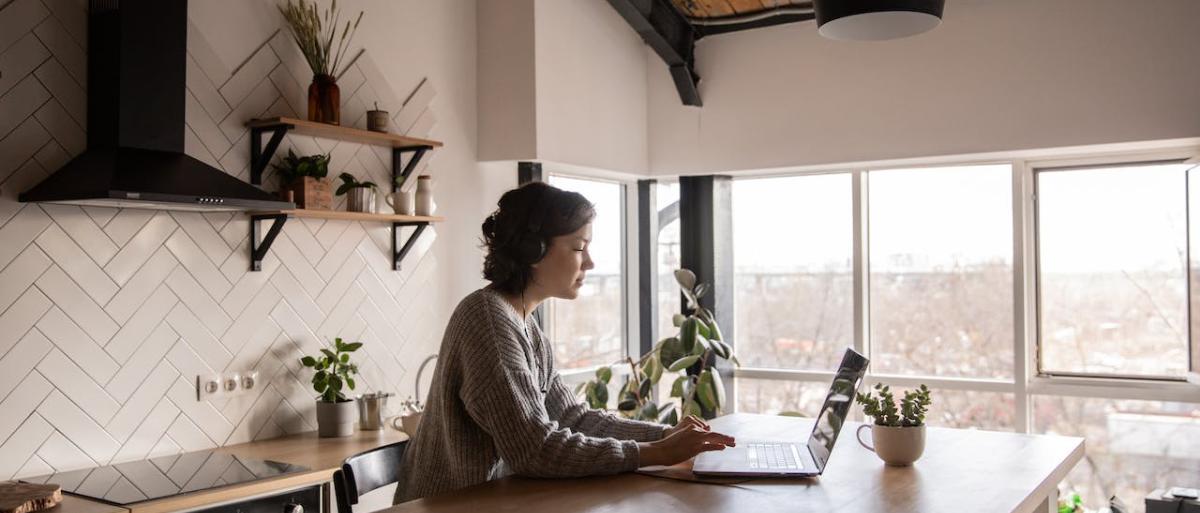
[395,182,736,503]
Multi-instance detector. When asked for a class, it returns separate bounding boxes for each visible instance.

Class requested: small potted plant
[300,337,361,437]
[336,172,377,212]
[273,149,332,210]
[854,383,932,466]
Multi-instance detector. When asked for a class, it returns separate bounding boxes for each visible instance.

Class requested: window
[657,181,681,340]
[732,174,855,372]
[544,175,626,369]
[1036,162,1191,379]
[1034,396,1200,512]
[868,165,1014,380]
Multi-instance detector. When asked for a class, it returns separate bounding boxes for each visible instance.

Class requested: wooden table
[58,428,407,513]
[383,413,1084,513]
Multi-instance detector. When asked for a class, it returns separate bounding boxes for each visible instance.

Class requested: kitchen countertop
[55,428,408,513]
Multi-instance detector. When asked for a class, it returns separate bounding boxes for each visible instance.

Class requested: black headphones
[508,184,551,265]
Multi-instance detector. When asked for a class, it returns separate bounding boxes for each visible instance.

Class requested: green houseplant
[854,383,933,466]
[336,172,377,212]
[278,0,363,125]
[274,149,332,210]
[578,269,740,425]
[300,337,361,437]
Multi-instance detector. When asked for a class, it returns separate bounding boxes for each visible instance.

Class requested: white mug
[384,190,416,215]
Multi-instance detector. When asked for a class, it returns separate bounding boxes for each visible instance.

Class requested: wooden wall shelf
[245,117,441,192]
[247,209,443,272]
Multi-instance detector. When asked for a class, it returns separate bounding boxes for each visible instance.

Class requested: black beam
[249,126,288,185]
[518,161,544,185]
[249,214,288,271]
[606,0,702,106]
[516,161,545,330]
[392,146,432,192]
[637,179,658,357]
[679,175,734,414]
[393,222,428,271]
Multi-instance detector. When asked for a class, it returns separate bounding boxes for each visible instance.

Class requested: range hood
[19,0,293,212]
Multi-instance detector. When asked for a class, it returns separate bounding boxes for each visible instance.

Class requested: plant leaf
[674,269,696,291]
[710,369,726,410]
[659,337,685,368]
[679,318,697,352]
[668,354,700,372]
[670,376,686,398]
[300,356,316,367]
[320,348,337,361]
[596,366,613,384]
[778,411,805,417]
[642,357,663,384]
[343,342,362,352]
[617,399,638,411]
[593,383,608,406]
[671,313,686,327]
[346,377,356,390]
[683,399,702,419]
[639,377,652,398]
[697,370,716,411]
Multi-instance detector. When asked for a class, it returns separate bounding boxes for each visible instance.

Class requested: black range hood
[19,0,293,212]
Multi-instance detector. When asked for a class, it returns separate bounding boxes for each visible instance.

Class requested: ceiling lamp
[814,0,945,41]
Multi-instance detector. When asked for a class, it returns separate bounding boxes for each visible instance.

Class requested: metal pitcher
[356,392,392,430]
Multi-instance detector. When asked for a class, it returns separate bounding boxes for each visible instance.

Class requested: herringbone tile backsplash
[0,0,444,481]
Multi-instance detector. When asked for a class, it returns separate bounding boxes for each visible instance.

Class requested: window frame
[727,145,1200,434]
[540,170,637,382]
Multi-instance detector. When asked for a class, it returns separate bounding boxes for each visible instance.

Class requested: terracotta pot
[315,400,356,437]
[307,74,341,125]
[856,424,926,466]
[285,177,332,210]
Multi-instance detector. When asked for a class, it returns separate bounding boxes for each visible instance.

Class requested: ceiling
[669,0,813,20]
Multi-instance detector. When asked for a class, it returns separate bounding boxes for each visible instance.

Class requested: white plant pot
[316,400,357,437]
[346,187,375,212]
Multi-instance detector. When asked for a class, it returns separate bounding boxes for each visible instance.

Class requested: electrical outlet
[197,374,223,401]
[241,371,260,391]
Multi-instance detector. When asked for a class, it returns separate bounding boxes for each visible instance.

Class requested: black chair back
[333,441,408,513]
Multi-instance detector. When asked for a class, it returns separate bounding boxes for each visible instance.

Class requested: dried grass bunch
[278,0,363,77]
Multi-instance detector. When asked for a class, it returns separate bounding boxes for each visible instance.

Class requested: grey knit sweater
[394,287,668,503]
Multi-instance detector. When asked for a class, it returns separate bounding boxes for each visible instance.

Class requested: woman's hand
[664,415,710,438]
[637,421,735,467]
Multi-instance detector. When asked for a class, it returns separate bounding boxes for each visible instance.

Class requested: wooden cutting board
[0,482,62,513]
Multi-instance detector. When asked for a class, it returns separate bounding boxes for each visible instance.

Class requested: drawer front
[191,484,322,513]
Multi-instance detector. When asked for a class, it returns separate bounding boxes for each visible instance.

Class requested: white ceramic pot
[415,175,436,216]
[856,424,926,466]
[316,400,357,437]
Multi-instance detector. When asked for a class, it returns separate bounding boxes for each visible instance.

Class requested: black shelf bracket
[393,222,429,271]
[392,145,432,191]
[250,213,288,271]
[250,124,292,185]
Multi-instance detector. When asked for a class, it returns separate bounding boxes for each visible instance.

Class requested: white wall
[533,0,649,174]
[648,0,1200,175]
[0,0,488,480]
[477,0,649,174]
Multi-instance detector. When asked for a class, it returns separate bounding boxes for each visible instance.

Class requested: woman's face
[531,222,594,300]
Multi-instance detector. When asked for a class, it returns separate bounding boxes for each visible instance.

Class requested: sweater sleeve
[545,372,668,443]
[458,309,642,478]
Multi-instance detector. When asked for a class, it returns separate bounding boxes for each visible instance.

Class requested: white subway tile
[37,350,120,425]
[35,265,118,345]
[166,266,231,336]
[37,390,120,463]
[33,15,85,87]
[0,413,53,480]
[33,58,85,128]
[36,222,119,304]
[218,43,279,108]
[107,360,179,444]
[104,212,178,286]
[166,377,233,444]
[106,319,178,402]
[40,203,118,266]
[104,246,177,324]
[0,368,51,442]
[0,244,50,315]
[36,431,95,472]
[186,53,230,122]
[0,117,49,183]
[0,0,49,54]
[33,98,83,156]
[0,32,49,97]
[0,203,51,270]
[165,230,231,300]
[165,303,231,372]
[35,307,118,383]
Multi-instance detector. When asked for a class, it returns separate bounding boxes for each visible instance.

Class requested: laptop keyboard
[747,443,801,470]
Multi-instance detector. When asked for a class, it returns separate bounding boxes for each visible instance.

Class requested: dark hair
[482,182,595,295]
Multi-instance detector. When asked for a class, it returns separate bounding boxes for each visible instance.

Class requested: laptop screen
[806,348,869,471]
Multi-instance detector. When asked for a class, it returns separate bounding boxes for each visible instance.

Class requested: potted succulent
[300,337,362,437]
[273,149,332,210]
[578,268,740,424]
[278,0,363,125]
[854,383,933,466]
[336,172,377,212]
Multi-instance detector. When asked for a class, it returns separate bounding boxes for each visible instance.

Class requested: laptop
[693,348,869,477]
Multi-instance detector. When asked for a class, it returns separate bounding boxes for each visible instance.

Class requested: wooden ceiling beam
[607,0,703,106]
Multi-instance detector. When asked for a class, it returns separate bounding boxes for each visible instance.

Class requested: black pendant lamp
[814,0,945,41]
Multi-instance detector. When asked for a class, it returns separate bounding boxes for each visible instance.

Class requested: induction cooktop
[22,449,309,506]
